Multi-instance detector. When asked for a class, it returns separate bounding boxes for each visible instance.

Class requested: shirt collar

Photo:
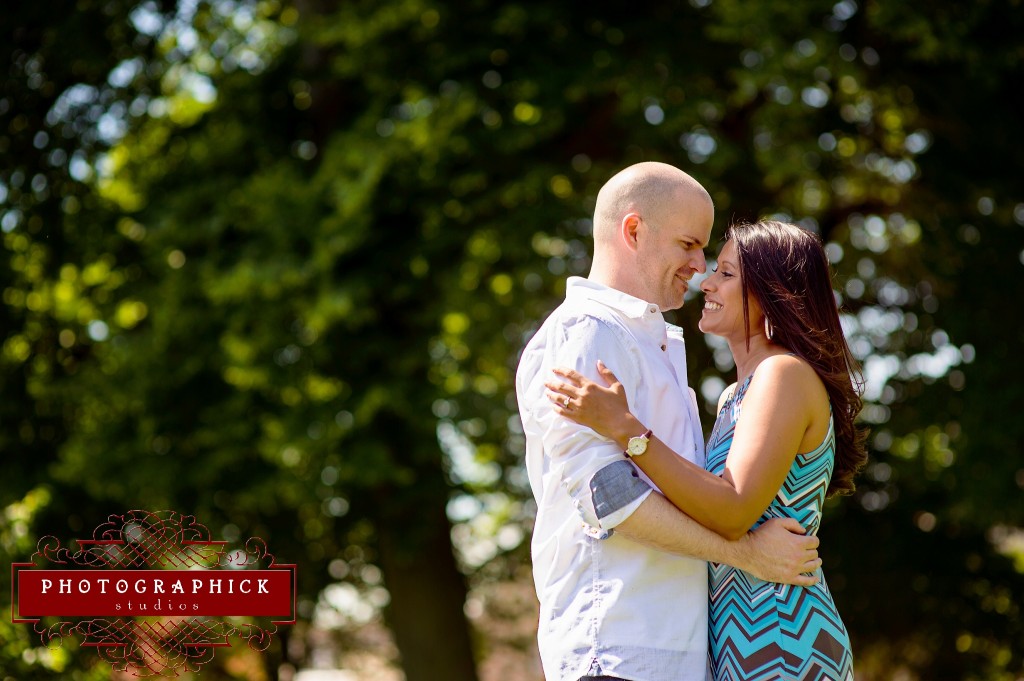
[565,276,661,320]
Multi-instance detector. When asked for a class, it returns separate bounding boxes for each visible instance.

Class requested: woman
[545,220,867,680]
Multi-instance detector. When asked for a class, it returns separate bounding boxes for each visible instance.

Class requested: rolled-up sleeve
[528,315,652,533]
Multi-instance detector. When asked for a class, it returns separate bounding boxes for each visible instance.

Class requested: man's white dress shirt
[516,277,708,681]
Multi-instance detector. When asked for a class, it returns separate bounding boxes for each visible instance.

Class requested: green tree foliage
[2,1,1022,679]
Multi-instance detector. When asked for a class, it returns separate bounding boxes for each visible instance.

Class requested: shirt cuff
[589,459,653,532]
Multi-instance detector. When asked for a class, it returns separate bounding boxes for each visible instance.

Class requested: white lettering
[35,573,279,600]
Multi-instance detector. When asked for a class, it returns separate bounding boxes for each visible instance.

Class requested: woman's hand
[544,361,641,446]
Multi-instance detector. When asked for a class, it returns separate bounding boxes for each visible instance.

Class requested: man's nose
[691,251,707,275]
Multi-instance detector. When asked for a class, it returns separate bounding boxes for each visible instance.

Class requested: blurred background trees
[2,0,1022,679]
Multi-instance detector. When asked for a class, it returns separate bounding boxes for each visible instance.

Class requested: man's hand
[734,517,821,586]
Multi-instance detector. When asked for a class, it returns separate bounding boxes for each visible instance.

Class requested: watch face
[628,438,647,455]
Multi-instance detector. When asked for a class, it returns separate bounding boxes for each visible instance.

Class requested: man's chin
[660,297,686,312]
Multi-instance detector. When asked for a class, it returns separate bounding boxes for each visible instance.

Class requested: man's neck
[587,262,648,304]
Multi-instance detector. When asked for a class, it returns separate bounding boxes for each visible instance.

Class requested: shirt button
[661,344,667,351]
[649,306,657,314]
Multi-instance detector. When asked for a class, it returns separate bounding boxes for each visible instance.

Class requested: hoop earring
[764,316,774,340]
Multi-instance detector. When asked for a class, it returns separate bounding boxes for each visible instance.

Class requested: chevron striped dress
[705,374,854,680]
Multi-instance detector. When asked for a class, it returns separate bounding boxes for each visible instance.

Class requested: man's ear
[620,212,642,252]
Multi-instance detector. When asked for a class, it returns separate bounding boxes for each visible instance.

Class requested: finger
[774,517,809,535]
[543,381,564,395]
[799,536,819,553]
[596,360,620,383]
[543,381,578,398]
[800,573,820,587]
[551,367,585,385]
[544,391,571,411]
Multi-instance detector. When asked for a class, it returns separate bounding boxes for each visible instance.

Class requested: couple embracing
[515,162,865,681]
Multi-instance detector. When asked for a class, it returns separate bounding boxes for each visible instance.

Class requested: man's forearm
[614,492,744,565]
[615,492,820,586]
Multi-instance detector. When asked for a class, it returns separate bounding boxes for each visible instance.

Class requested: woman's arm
[548,356,824,540]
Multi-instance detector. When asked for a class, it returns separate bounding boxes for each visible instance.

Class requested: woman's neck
[729,335,783,384]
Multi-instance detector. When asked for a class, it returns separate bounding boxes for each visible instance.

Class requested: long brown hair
[728,220,868,497]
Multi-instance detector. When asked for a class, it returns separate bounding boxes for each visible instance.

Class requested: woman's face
[698,239,764,340]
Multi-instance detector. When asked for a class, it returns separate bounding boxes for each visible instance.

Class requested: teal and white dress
[705,372,854,680]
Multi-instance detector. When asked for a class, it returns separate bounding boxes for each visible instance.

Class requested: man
[515,162,821,681]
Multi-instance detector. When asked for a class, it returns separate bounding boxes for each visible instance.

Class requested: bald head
[593,162,712,245]
[588,162,714,310]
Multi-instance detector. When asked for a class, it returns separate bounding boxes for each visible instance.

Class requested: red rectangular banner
[16,569,294,617]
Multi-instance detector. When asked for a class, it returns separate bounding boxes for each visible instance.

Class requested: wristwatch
[625,429,653,457]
